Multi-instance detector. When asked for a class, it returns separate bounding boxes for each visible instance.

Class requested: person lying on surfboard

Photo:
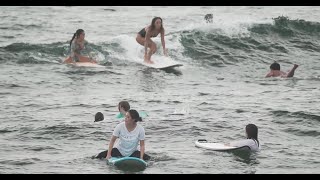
[265,61,299,78]
[63,29,97,64]
[95,110,151,160]
[136,17,168,64]
[225,124,260,151]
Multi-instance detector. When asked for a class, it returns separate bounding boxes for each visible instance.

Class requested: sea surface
[0,6,319,174]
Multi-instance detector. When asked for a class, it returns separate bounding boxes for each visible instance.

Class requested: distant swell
[285,128,320,137]
[0,16,319,69]
[271,110,320,122]
[180,16,320,66]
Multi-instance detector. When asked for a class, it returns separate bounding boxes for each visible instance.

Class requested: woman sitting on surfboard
[226,124,260,151]
[136,17,168,64]
[95,110,151,160]
[63,29,97,64]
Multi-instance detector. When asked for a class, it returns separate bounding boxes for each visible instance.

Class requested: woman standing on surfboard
[95,110,151,160]
[63,29,97,64]
[136,17,168,64]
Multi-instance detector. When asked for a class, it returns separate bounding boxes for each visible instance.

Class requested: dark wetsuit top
[138,28,158,38]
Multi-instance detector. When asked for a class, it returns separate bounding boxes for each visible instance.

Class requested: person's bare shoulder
[265,72,272,78]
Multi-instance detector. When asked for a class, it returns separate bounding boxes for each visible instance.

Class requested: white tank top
[230,139,260,151]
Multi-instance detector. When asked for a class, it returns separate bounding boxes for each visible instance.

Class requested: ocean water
[0,6,319,174]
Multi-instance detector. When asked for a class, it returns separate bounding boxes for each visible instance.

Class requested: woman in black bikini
[136,17,167,64]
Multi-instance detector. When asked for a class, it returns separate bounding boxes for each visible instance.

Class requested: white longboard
[62,57,104,68]
[64,62,105,68]
[195,139,250,151]
[72,62,105,68]
[136,54,183,69]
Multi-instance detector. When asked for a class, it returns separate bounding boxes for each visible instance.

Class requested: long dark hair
[70,29,84,47]
[128,109,142,122]
[246,124,259,147]
[118,101,130,112]
[150,17,164,31]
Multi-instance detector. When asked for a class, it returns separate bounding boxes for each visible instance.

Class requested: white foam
[109,34,187,66]
[174,14,272,38]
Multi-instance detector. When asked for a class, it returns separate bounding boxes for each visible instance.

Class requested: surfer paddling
[265,62,299,78]
[136,17,168,64]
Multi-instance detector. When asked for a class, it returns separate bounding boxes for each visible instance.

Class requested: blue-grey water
[0,6,320,174]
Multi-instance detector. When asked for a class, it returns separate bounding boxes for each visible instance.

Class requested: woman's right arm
[106,135,117,159]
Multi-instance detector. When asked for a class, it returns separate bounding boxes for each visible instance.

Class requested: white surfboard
[136,54,183,69]
[71,62,105,68]
[195,139,250,151]
[62,57,104,68]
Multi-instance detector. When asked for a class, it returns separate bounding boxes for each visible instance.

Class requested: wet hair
[118,101,130,112]
[70,29,84,47]
[204,14,213,23]
[270,62,280,70]
[246,124,259,147]
[150,17,164,31]
[128,109,142,122]
[94,112,104,122]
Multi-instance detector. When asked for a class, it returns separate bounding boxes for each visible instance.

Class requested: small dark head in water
[204,14,213,23]
[270,61,281,70]
[94,112,104,122]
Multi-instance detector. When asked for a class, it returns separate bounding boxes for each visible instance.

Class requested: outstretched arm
[286,64,299,78]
